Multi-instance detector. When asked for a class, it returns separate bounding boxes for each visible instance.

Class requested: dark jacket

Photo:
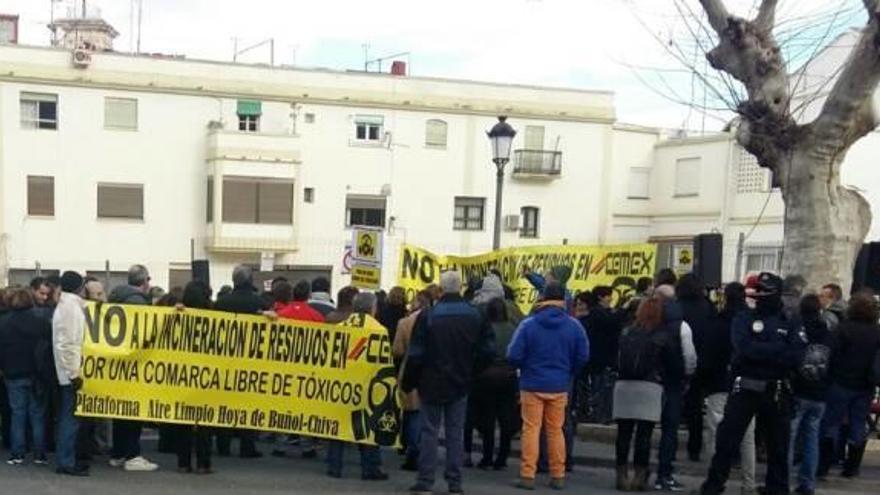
[702,303,747,395]
[679,297,717,376]
[108,285,151,305]
[379,304,407,343]
[403,294,495,405]
[508,306,590,393]
[730,310,805,381]
[215,285,265,315]
[793,316,835,401]
[830,320,880,392]
[659,301,686,385]
[582,306,623,372]
[0,309,53,379]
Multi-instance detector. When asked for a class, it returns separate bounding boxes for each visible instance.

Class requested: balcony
[207,129,301,165]
[512,150,562,179]
[204,224,297,254]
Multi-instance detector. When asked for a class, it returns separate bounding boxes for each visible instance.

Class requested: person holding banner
[107,265,160,472]
[325,291,389,481]
[214,265,265,459]
[523,265,574,314]
[52,271,89,477]
[405,271,495,495]
[173,280,216,475]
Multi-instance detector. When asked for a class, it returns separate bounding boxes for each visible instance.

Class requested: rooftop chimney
[391,60,407,76]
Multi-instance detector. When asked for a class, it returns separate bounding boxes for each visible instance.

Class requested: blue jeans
[56,385,79,469]
[658,383,684,480]
[5,378,46,458]
[404,410,421,458]
[417,397,468,491]
[325,441,382,476]
[821,384,872,446]
[789,398,825,491]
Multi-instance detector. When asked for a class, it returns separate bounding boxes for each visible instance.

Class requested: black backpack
[618,326,659,380]
[799,343,831,384]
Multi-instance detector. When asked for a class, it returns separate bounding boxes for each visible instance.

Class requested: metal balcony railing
[513,150,562,175]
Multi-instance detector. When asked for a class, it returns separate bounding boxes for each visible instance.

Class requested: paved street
[1,435,876,495]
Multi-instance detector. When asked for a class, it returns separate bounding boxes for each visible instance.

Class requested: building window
[521,206,539,238]
[221,177,294,225]
[104,97,138,130]
[354,115,384,142]
[737,150,771,193]
[674,157,700,197]
[627,167,651,199]
[425,119,448,147]
[97,183,144,220]
[454,197,485,231]
[27,176,54,216]
[206,178,213,223]
[745,246,783,273]
[345,195,386,227]
[304,187,315,203]
[237,100,262,132]
[524,125,545,150]
[20,92,58,130]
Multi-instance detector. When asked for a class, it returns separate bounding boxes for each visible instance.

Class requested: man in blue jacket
[508,282,589,490]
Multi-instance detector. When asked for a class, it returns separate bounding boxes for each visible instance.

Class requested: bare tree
[668,0,880,291]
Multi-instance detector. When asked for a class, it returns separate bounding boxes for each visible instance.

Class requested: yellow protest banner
[351,264,382,290]
[78,303,401,447]
[353,227,382,265]
[397,243,657,313]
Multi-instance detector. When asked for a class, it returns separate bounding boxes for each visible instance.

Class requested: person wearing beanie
[52,271,88,476]
[508,282,589,490]
[523,265,574,314]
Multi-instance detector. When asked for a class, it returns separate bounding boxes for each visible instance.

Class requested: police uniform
[699,273,807,495]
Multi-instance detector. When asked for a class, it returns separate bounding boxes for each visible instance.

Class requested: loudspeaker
[191,259,210,288]
[852,242,880,293]
[693,233,723,288]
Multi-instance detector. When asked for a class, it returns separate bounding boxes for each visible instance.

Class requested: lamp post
[487,116,517,251]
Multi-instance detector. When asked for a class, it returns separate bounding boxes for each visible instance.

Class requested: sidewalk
[561,423,880,493]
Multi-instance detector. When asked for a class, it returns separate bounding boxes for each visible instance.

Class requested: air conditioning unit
[380,183,392,196]
[72,49,92,68]
[207,120,225,130]
[504,214,520,231]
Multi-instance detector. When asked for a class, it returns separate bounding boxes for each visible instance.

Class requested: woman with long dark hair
[613,296,667,491]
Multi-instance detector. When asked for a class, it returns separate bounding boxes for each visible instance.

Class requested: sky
[0,0,867,130]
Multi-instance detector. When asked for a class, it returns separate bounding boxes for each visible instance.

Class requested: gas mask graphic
[351,366,400,446]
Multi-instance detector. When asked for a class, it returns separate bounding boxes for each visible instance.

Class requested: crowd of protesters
[0,261,878,495]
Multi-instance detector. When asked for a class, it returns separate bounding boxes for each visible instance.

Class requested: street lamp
[487,116,517,250]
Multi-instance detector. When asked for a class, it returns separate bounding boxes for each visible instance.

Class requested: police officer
[696,272,806,495]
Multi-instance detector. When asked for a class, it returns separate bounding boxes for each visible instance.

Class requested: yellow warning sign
[353,227,381,265]
[351,264,381,290]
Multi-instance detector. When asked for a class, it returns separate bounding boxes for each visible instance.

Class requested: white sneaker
[108,457,126,468]
[123,456,159,472]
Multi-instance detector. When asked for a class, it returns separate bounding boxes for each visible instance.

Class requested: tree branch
[699,0,730,33]
[812,19,880,153]
[755,0,778,31]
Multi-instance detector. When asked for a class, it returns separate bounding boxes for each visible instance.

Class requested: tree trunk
[779,148,872,293]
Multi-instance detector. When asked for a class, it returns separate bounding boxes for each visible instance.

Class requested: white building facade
[1,32,877,293]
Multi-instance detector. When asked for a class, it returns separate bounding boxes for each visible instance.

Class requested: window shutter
[236,100,262,116]
[355,115,384,125]
[425,119,448,146]
[675,158,701,196]
[258,181,294,225]
[21,92,58,103]
[104,98,138,130]
[97,184,143,219]
[524,125,545,150]
[27,176,54,216]
[222,178,258,223]
[627,168,651,198]
[206,179,214,223]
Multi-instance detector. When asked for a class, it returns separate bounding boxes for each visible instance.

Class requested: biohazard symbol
[679,249,692,265]
[357,233,376,259]
[377,411,397,433]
